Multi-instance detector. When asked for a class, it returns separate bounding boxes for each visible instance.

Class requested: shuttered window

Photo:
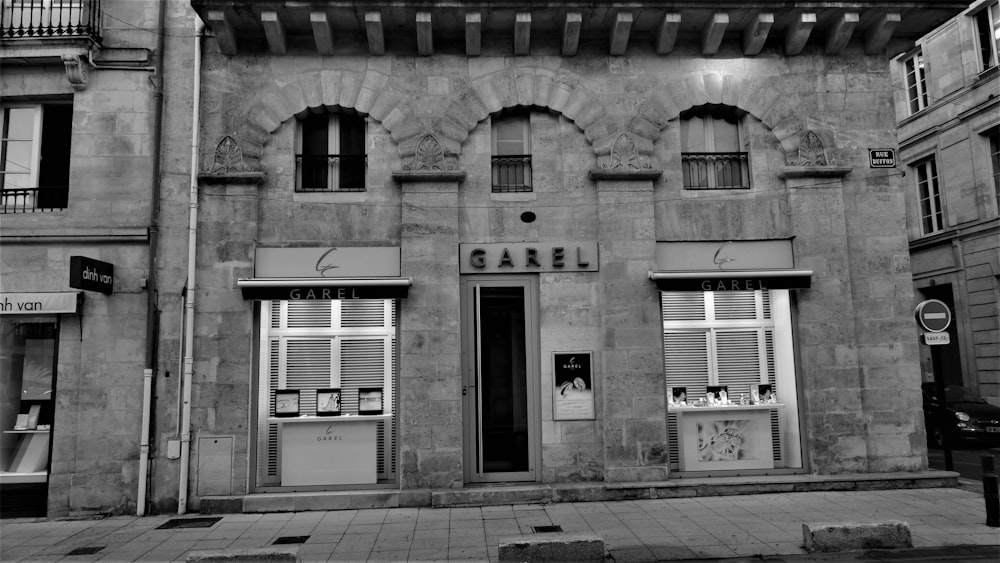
[662,290,783,468]
[255,299,397,487]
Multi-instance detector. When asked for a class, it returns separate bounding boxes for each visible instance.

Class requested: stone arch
[230,67,419,169]
[644,72,819,162]
[439,66,666,168]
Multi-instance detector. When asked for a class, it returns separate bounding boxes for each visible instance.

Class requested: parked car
[921,383,1000,448]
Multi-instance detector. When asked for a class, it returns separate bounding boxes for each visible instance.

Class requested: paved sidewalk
[1,488,997,562]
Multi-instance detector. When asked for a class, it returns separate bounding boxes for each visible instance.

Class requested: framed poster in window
[552,351,594,420]
[668,386,687,406]
[316,388,341,416]
[706,385,729,406]
[358,388,383,415]
[751,384,773,404]
[275,390,300,417]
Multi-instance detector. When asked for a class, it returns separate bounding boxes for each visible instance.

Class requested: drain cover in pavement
[66,546,105,556]
[156,516,223,529]
[532,525,563,533]
[273,536,310,544]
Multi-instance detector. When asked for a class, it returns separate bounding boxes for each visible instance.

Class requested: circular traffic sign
[915,299,952,333]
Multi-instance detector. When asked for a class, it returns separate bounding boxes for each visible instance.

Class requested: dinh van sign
[69,256,114,294]
[0,292,80,315]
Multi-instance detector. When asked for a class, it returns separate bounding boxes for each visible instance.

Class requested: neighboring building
[892,0,1000,409]
[0,0,972,518]
[0,0,168,517]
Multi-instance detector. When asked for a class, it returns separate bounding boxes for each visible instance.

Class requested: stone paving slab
[0,488,997,562]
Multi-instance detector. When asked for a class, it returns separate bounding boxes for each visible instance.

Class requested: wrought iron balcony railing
[682,152,750,189]
[295,154,367,192]
[1,186,68,213]
[492,155,532,193]
[1,0,101,41]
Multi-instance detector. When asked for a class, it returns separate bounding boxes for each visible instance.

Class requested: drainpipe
[178,16,204,515]
[136,0,169,518]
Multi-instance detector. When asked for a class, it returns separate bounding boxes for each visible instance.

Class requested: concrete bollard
[983,451,999,527]
[498,533,604,562]
[185,546,300,562]
[802,521,912,553]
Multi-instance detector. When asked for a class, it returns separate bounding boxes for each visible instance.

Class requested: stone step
[199,470,958,514]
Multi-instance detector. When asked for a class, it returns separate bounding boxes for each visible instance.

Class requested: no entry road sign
[915,299,952,333]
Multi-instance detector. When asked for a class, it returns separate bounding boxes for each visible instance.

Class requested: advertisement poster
[553,352,594,420]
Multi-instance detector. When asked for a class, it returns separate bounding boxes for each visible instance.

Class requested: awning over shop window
[0,292,82,315]
[237,278,412,300]
[648,270,813,292]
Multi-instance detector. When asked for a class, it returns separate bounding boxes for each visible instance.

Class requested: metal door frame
[460,275,541,483]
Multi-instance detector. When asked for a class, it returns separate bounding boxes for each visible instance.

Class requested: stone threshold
[200,470,959,514]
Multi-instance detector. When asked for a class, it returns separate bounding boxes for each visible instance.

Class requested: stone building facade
[1,0,971,518]
[0,0,166,517]
[892,0,1000,412]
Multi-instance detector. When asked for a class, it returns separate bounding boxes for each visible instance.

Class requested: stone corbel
[61,54,88,91]
[777,130,852,181]
[199,134,265,185]
[590,133,663,180]
[393,134,467,182]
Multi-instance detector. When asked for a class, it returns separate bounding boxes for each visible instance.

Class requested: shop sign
[869,148,896,168]
[655,240,794,272]
[552,351,595,420]
[0,292,80,315]
[69,256,114,294]
[238,283,410,301]
[459,242,598,274]
[254,247,400,278]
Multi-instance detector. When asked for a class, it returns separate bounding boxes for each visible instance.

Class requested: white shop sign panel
[0,292,80,315]
[274,416,391,486]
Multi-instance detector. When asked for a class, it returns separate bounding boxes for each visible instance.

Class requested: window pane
[711,117,740,152]
[989,128,1000,211]
[1,107,37,189]
[977,5,999,69]
[2,140,32,182]
[300,113,328,155]
[681,115,706,152]
[3,107,36,141]
[493,116,527,156]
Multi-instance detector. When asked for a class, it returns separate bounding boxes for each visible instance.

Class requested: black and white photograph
[316,388,341,416]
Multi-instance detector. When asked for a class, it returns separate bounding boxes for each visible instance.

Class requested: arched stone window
[295,108,367,192]
[680,105,750,190]
[491,109,532,193]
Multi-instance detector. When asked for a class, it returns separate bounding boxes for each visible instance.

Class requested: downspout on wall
[137,0,168,517]
[178,16,204,515]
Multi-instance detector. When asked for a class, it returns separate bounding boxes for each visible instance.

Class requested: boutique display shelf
[1,429,50,483]
[268,415,392,486]
[670,403,784,471]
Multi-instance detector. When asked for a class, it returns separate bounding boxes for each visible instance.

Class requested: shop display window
[1,318,57,485]
[253,299,397,489]
[662,290,802,470]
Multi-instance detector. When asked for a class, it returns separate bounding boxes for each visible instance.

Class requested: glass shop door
[461,276,540,483]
